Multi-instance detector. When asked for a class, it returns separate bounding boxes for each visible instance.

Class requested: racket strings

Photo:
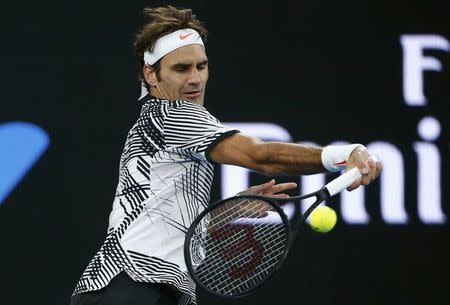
[190,198,273,257]
[192,225,287,268]
[190,199,285,267]
[194,229,287,278]
[188,197,289,296]
[195,229,286,294]
[201,231,287,294]
[206,198,272,231]
[193,230,286,295]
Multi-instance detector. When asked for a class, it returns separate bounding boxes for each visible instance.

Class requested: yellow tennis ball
[309,205,337,233]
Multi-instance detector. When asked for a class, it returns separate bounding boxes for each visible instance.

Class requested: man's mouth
[184,91,201,98]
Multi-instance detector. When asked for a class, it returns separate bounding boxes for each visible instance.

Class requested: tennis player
[70,5,381,305]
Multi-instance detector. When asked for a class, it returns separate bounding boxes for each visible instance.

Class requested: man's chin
[183,94,204,104]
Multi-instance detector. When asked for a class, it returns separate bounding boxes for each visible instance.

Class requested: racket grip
[324,167,362,197]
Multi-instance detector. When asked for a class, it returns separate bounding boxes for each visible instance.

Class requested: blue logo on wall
[0,122,50,205]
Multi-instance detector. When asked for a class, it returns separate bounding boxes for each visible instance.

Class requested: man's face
[151,44,208,105]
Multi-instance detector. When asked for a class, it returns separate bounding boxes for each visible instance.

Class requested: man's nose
[187,68,201,85]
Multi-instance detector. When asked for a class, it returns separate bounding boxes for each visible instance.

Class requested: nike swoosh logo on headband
[179,32,194,40]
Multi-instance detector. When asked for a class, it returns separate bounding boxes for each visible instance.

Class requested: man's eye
[173,65,188,72]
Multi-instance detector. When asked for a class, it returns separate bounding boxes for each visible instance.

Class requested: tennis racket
[184,167,362,298]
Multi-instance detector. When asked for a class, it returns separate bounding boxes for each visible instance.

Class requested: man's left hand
[238,180,298,198]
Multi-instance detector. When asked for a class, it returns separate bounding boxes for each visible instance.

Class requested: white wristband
[321,144,364,172]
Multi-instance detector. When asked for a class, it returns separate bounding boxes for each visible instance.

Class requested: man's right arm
[208,132,382,190]
[208,132,326,176]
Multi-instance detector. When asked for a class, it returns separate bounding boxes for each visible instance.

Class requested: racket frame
[184,167,361,298]
[184,188,330,298]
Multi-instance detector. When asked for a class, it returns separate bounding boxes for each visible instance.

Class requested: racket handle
[324,167,362,197]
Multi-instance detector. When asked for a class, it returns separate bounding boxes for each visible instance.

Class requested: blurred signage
[0,122,49,205]
[221,34,448,225]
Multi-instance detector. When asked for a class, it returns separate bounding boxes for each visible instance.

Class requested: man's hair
[134,5,208,85]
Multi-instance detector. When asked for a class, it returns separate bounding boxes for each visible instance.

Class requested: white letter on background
[220,123,292,198]
[401,34,449,106]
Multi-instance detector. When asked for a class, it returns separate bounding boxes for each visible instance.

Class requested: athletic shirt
[72,95,239,305]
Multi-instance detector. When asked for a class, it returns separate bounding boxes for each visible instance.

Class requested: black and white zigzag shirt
[73,95,239,305]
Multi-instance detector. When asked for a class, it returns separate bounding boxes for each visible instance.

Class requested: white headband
[143,28,204,65]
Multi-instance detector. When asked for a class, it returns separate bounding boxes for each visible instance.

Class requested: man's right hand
[346,146,382,191]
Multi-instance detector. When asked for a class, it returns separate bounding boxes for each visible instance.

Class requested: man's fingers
[371,156,382,180]
[367,156,379,181]
[268,193,290,198]
[349,147,370,174]
[267,182,298,194]
[347,177,361,191]
[251,179,276,194]
[346,150,382,191]
[240,180,298,197]
[361,173,371,185]
[376,161,382,178]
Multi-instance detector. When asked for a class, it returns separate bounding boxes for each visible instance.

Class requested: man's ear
[143,65,157,87]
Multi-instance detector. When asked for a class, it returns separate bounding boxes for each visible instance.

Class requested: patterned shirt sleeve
[164,102,239,162]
